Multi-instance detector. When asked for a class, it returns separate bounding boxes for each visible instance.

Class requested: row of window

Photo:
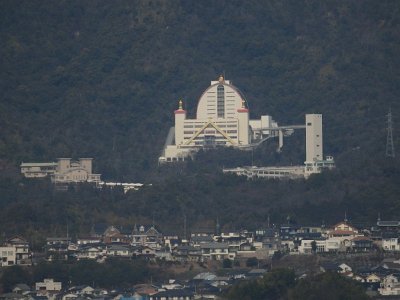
[183,124,237,129]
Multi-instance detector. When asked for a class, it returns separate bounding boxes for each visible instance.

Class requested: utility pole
[183,214,187,241]
[386,107,396,158]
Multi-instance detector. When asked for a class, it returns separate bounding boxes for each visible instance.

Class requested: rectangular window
[307,122,312,126]
[217,85,225,118]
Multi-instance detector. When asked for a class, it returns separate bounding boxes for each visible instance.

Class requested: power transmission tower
[386,107,395,158]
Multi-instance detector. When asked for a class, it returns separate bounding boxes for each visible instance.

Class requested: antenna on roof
[344,211,348,223]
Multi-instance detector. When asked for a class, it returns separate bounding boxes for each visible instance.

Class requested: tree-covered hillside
[0,1,399,235]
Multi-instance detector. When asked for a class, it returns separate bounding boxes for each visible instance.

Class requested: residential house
[254,228,281,255]
[200,243,233,261]
[190,236,214,247]
[325,222,363,252]
[218,232,250,254]
[365,274,381,283]
[76,246,104,260]
[60,293,78,300]
[46,237,71,261]
[379,274,400,295]
[12,284,31,295]
[161,279,185,290]
[172,245,202,262]
[279,224,301,241]
[132,284,158,296]
[149,289,194,300]
[5,236,31,266]
[382,232,400,251]
[131,225,163,250]
[351,236,374,252]
[325,238,341,252]
[338,263,352,273]
[36,279,62,293]
[67,285,94,296]
[106,245,132,257]
[298,239,326,254]
[0,246,16,267]
[103,226,130,245]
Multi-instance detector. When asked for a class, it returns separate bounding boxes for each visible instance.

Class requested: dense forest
[0,1,399,237]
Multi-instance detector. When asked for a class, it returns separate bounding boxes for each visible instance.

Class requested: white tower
[237,99,250,145]
[305,114,323,162]
[174,99,186,146]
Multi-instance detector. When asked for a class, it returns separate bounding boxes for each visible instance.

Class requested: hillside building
[160,75,334,178]
[159,75,278,163]
[21,158,101,185]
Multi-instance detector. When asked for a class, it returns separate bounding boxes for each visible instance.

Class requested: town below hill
[2,218,400,298]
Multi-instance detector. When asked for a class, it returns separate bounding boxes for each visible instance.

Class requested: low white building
[298,239,326,254]
[106,245,132,257]
[379,274,400,295]
[382,236,400,251]
[223,165,305,180]
[36,278,62,292]
[21,158,101,185]
[297,237,351,254]
[20,162,58,178]
[200,242,233,261]
[325,238,341,252]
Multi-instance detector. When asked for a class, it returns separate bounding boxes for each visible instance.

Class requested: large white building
[159,75,278,162]
[160,75,335,178]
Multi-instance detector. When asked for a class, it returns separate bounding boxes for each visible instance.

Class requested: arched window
[217,85,225,118]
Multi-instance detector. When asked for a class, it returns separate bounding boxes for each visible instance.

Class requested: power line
[386,107,395,158]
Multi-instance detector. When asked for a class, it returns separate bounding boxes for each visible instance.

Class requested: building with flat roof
[20,158,101,185]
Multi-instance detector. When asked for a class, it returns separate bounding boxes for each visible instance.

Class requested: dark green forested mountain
[0,1,399,236]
